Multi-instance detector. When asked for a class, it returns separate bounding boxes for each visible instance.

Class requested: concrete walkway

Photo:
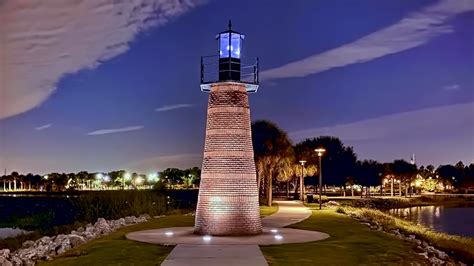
[145,201,321,266]
[262,200,312,228]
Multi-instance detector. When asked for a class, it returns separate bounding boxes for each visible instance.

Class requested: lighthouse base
[194,82,262,236]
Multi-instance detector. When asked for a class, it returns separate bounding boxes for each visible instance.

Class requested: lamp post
[299,160,306,202]
[315,148,326,210]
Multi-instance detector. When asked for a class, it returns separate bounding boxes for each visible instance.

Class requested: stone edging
[0,214,153,266]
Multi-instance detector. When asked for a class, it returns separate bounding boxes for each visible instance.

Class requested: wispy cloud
[290,102,474,142]
[155,104,193,112]
[442,84,461,91]
[0,0,205,120]
[261,0,474,81]
[35,124,52,131]
[87,126,144,136]
[290,103,474,165]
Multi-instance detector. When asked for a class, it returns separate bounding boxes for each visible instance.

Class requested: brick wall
[194,82,262,236]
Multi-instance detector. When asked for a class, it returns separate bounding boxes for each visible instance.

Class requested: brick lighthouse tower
[194,21,262,236]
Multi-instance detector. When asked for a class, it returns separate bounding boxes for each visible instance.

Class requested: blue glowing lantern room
[200,21,259,93]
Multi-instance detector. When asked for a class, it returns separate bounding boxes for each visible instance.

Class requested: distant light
[103,175,111,182]
[96,173,103,180]
[43,175,48,180]
[270,229,278,233]
[136,176,144,185]
[203,235,212,241]
[165,231,173,236]
[274,235,283,240]
[147,173,158,183]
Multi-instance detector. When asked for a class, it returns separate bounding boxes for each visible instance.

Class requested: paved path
[262,200,312,228]
[158,201,317,266]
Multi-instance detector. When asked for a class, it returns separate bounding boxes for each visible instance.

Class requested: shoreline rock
[0,214,154,265]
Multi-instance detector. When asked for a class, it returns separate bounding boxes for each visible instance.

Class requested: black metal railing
[200,55,259,85]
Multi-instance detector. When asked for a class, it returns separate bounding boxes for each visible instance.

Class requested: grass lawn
[260,204,279,217]
[41,206,279,265]
[40,215,194,266]
[261,207,427,265]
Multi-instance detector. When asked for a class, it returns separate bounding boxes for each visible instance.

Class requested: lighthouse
[194,21,262,236]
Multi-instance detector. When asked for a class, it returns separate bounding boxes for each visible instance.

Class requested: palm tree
[252,120,294,206]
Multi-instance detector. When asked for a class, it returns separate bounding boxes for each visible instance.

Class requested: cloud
[87,126,144,136]
[290,102,474,142]
[155,103,194,112]
[289,102,474,165]
[34,124,52,131]
[126,153,202,172]
[442,84,461,91]
[0,0,204,120]
[261,0,474,81]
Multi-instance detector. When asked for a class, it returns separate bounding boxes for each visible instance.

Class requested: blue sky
[0,0,473,174]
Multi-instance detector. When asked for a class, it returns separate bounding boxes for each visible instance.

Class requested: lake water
[389,205,474,237]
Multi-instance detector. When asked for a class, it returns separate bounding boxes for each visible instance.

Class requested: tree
[252,120,294,206]
[356,160,383,197]
[294,136,357,195]
[391,160,417,196]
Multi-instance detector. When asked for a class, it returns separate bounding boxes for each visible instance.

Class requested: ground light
[270,229,278,233]
[274,235,283,240]
[165,231,173,236]
[203,235,212,242]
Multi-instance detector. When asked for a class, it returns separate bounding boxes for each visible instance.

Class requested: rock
[421,241,429,248]
[23,259,35,266]
[413,239,422,246]
[83,231,96,241]
[0,249,10,258]
[429,256,445,265]
[94,218,111,235]
[10,255,22,265]
[0,257,13,266]
[434,249,448,260]
[17,248,38,261]
[417,251,429,259]
[116,218,126,226]
[408,234,416,240]
[76,227,85,233]
[68,234,86,248]
[38,236,52,245]
[55,238,71,255]
[125,216,137,224]
[22,240,35,249]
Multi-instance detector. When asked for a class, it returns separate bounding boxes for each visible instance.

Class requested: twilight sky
[0,0,473,174]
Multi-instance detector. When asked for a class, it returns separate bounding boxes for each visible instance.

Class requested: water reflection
[389,205,474,237]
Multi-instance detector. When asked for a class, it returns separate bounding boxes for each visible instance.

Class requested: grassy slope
[261,208,427,266]
[42,207,278,265]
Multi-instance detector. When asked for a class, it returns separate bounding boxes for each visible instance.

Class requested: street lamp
[315,148,326,210]
[298,160,306,202]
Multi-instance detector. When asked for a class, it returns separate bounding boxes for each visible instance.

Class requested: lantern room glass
[219,33,243,59]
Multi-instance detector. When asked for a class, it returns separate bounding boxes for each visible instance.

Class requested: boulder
[10,255,22,265]
[17,248,38,261]
[0,249,10,258]
[125,216,138,224]
[68,234,86,248]
[94,218,111,234]
[22,240,35,249]
[429,256,445,265]
[55,238,71,255]
[0,257,13,266]
[38,236,52,245]
[76,227,85,233]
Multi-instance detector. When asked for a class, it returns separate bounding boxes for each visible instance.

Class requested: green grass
[341,207,474,263]
[41,206,277,265]
[260,204,279,217]
[261,207,427,265]
[40,215,194,266]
